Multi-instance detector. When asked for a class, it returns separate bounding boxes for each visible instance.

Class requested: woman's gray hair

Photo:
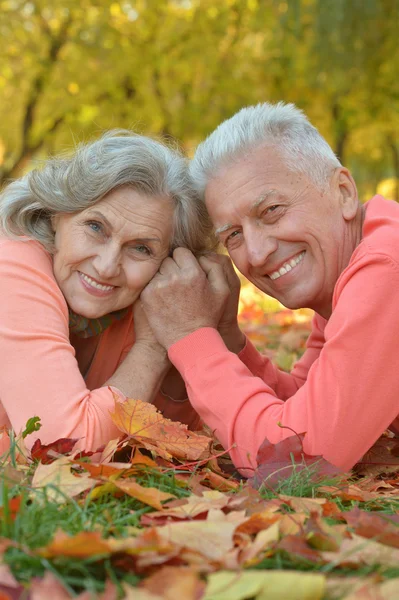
[190,102,342,198]
[0,130,215,253]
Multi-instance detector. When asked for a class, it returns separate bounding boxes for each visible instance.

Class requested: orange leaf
[113,479,175,510]
[109,393,211,461]
[141,566,205,600]
[39,530,112,558]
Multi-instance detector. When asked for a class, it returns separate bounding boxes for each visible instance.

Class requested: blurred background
[1,0,398,365]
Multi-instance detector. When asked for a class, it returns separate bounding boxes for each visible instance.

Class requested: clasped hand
[140,248,242,350]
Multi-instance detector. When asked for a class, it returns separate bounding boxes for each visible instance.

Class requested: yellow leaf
[31,457,93,503]
[203,570,325,600]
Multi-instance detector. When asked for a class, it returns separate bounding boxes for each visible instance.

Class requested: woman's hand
[133,298,168,361]
[198,253,246,354]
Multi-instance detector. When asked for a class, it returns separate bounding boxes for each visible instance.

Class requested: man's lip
[265,251,305,277]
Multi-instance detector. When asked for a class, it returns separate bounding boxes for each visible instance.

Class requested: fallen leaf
[30,571,74,599]
[156,520,237,561]
[31,456,94,503]
[113,478,175,510]
[109,394,211,461]
[250,434,342,489]
[141,566,205,600]
[39,530,112,558]
[30,438,79,464]
[203,570,325,600]
[343,507,399,548]
[322,534,399,568]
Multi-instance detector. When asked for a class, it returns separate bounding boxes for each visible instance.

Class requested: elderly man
[141,102,399,475]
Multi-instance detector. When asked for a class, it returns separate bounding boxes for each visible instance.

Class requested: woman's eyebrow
[86,210,113,230]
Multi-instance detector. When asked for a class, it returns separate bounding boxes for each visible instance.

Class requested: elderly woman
[140,102,399,477]
[0,130,211,453]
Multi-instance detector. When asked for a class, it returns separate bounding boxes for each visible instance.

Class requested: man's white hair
[190,102,342,197]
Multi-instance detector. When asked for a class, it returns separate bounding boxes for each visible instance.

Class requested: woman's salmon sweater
[0,237,200,453]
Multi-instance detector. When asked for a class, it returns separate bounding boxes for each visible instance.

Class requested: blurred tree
[0,0,398,198]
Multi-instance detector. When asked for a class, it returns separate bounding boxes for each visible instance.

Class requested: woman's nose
[93,247,121,280]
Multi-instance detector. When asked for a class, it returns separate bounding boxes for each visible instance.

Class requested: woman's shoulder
[0,235,53,273]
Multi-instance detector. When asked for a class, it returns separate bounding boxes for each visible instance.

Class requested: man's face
[205,146,357,317]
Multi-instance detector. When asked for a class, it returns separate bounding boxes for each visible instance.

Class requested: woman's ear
[332,167,359,221]
[50,214,59,232]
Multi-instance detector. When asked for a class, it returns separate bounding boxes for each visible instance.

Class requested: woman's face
[52,186,173,318]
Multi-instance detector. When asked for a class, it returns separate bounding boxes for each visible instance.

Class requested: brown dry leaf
[234,510,281,536]
[344,507,399,548]
[279,513,307,536]
[279,495,326,515]
[156,520,237,561]
[0,565,19,587]
[318,484,377,502]
[39,530,112,559]
[322,534,399,568]
[203,570,325,600]
[239,521,281,565]
[277,534,323,564]
[340,578,399,599]
[113,479,175,510]
[141,490,234,525]
[30,572,73,600]
[304,513,343,552]
[141,566,206,600]
[76,460,133,479]
[31,456,94,503]
[109,394,211,461]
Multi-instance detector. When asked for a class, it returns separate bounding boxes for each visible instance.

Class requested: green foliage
[0,0,398,199]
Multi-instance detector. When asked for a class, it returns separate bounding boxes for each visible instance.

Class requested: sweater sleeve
[237,313,326,399]
[169,253,399,475]
[0,240,121,450]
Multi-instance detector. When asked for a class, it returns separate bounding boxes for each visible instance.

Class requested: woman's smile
[78,271,117,297]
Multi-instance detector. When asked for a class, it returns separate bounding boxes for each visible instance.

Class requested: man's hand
[140,248,230,349]
[199,253,246,354]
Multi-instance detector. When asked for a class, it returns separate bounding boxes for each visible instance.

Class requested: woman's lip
[78,272,116,297]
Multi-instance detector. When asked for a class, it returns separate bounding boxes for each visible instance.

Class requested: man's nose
[245,227,278,268]
[93,246,121,280]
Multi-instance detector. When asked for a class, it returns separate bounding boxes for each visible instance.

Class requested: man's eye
[225,230,240,243]
[267,205,280,213]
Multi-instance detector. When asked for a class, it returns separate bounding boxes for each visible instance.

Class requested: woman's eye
[86,221,103,233]
[134,245,151,255]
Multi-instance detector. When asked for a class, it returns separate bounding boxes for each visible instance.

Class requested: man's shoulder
[361,196,399,261]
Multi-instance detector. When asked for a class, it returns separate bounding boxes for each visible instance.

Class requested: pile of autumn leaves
[1,392,399,600]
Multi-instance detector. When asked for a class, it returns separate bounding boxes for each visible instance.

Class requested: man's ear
[332,167,359,221]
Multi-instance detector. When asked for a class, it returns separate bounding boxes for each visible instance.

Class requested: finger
[172,247,201,271]
[198,256,229,295]
[158,256,180,275]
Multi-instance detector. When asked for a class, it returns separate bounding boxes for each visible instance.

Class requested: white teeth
[81,273,114,291]
[269,251,305,280]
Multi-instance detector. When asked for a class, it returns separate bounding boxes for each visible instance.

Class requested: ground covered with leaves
[1,301,399,599]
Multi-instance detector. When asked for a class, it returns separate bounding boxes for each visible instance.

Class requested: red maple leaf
[30,438,79,464]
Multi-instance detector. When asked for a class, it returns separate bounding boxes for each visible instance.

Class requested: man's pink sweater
[169,196,399,475]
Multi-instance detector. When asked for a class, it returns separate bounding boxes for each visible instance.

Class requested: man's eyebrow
[215,223,233,237]
[215,190,280,236]
[251,189,279,213]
